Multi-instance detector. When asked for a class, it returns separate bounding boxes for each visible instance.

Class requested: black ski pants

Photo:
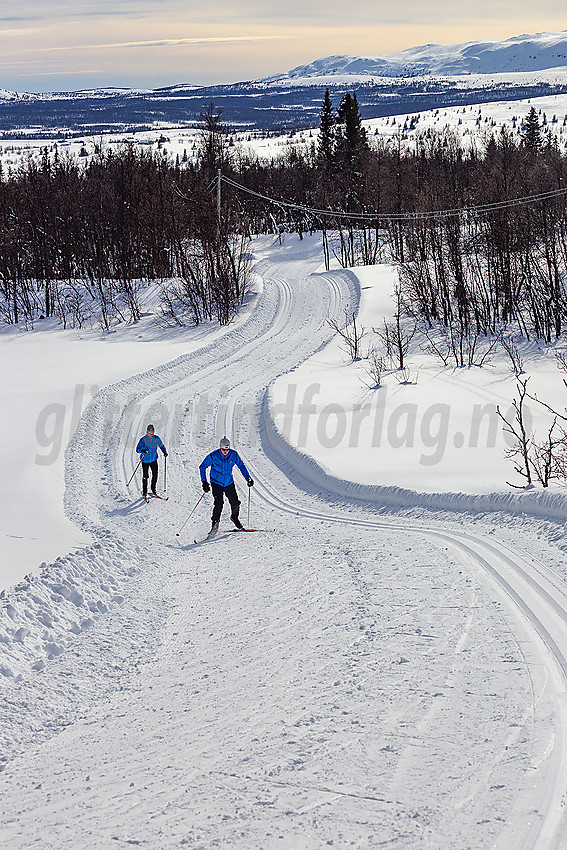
[142,460,158,496]
[211,481,240,523]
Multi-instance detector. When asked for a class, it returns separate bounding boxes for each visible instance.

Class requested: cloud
[3,0,567,94]
[3,1,567,31]
[0,1,189,22]
[9,35,293,56]
[0,27,42,34]
[20,69,103,77]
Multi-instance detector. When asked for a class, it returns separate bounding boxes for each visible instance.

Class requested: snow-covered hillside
[3,83,567,176]
[2,235,567,848]
[365,94,567,152]
[272,30,567,81]
[4,26,567,847]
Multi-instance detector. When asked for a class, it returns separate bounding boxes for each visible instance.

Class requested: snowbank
[266,262,567,524]
[261,386,567,523]
[0,533,138,682]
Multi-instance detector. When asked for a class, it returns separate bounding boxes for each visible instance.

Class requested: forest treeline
[0,106,250,328]
[1,97,567,343]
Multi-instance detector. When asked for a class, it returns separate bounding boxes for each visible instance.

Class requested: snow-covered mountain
[0,88,19,100]
[272,30,567,82]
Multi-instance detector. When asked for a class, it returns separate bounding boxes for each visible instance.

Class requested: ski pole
[127,459,142,488]
[164,454,167,492]
[175,493,206,537]
[247,486,251,529]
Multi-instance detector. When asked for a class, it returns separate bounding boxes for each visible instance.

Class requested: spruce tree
[335,91,368,171]
[522,106,542,152]
[318,88,335,168]
[337,93,354,148]
[337,92,367,154]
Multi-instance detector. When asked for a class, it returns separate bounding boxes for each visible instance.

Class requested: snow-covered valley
[2,85,567,179]
[2,236,567,847]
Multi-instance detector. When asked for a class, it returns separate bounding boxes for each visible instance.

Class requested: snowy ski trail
[1,238,567,849]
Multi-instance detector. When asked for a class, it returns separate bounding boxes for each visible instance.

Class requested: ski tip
[191,528,259,544]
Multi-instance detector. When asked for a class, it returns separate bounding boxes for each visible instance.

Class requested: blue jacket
[136,433,166,463]
[200,448,250,487]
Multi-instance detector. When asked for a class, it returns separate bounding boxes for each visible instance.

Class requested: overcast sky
[1,1,566,92]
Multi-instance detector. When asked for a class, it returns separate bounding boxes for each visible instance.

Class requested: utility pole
[217,168,222,244]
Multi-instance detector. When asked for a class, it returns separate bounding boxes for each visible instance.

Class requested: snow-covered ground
[0,280,260,589]
[2,235,567,848]
[271,260,567,498]
[364,94,567,152]
[0,127,201,174]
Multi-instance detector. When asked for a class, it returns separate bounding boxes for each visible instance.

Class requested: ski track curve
[1,241,567,849]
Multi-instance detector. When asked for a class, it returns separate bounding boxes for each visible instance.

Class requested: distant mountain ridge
[2,30,567,135]
[272,30,567,81]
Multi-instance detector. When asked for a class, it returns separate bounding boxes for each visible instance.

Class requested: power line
[220,174,567,222]
[173,175,217,202]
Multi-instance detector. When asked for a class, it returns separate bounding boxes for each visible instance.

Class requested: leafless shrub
[362,345,385,389]
[374,317,418,370]
[555,352,567,390]
[327,310,366,361]
[54,281,93,329]
[419,323,451,366]
[421,319,497,368]
[497,378,534,487]
[395,366,417,384]
[159,232,250,327]
[530,417,567,487]
[498,331,525,375]
[498,377,567,488]
[373,283,417,370]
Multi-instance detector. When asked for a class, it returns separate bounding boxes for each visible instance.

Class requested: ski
[151,493,169,501]
[193,528,258,544]
[193,530,219,544]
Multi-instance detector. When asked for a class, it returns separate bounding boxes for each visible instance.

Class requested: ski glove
[163,451,168,457]
[202,481,210,493]
[247,478,254,487]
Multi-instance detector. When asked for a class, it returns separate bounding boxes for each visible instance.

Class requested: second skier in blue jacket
[136,424,167,498]
[199,436,253,534]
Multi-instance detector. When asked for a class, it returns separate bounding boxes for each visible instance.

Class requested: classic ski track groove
[87,254,565,848]
[250,484,567,849]
[108,254,567,847]
[5,247,565,848]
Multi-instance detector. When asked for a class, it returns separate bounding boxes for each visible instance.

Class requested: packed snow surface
[0,280,259,588]
[2,236,567,848]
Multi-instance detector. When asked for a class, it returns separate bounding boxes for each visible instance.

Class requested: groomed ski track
[1,237,567,848]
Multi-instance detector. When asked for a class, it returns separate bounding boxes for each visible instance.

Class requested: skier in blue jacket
[136,424,167,498]
[199,436,253,535]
